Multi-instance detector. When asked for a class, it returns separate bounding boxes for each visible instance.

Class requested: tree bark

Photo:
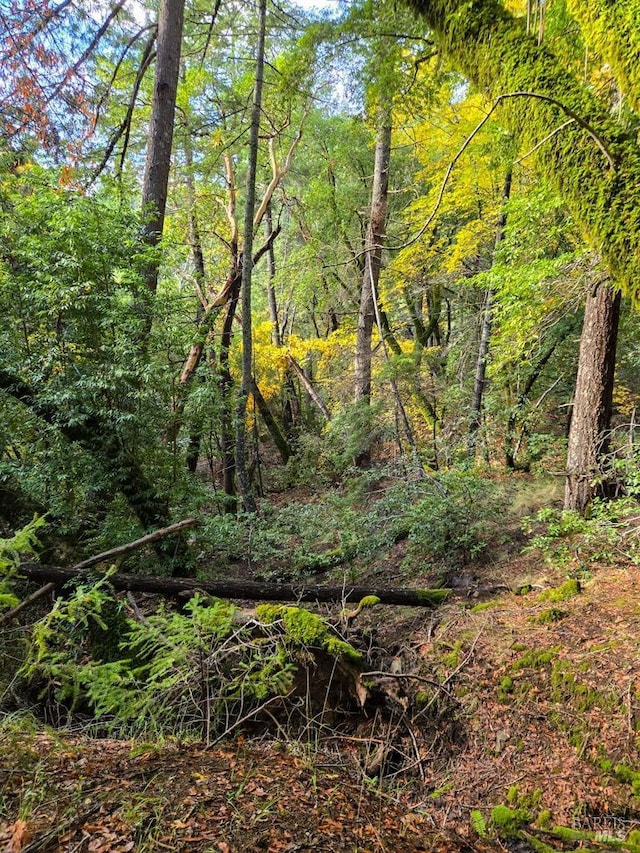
[235,0,267,514]
[251,379,292,463]
[354,114,392,404]
[564,283,621,512]
[18,563,451,608]
[468,169,512,459]
[286,356,331,421]
[140,0,184,298]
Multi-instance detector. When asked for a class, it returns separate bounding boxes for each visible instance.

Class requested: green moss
[490,805,531,836]
[567,0,640,112]
[357,595,380,609]
[469,600,501,613]
[531,607,567,624]
[525,836,558,853]
[255,605,361,662]
[536,810,552,829]
[538,579,581,603]
[497,675,514,702]
[614,763,640,796]
[550,660,620,713]
[511,646,560,672]
[415,588,451,605]
[552,825,591,843]
[441,640,463,668]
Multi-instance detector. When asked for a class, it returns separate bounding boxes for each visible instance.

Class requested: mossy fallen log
[17,563,450,608]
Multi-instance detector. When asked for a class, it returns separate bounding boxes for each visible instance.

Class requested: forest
[2,0,640,850]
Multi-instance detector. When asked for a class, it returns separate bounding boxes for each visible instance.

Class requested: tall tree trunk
[265,204,282,347]
[564,283,621,512]
[220,263,242,509]
[354,114,392,404]
[235,0,267,514]
[140,0,184,301]
[468,169,512,459]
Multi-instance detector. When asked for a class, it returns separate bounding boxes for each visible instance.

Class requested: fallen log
[71,518,198,571]
[17,563,450,607]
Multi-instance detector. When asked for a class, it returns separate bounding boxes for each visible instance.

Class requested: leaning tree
[404,0,640,511]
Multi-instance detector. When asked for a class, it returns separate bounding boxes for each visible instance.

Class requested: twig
[0,582,55,626]
[207,694,288,747]
[361,671,452,696]
[442,623,486,687]
[404,721,425,781]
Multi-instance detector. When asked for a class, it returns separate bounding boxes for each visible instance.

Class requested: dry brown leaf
[8,819,31,853]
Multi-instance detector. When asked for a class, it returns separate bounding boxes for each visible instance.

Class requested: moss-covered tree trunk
[564,284,621,512]
[403,0,640,297]
[404,0,636,507]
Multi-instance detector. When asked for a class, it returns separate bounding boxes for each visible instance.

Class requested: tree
[139,0,185,303]
[404,0,638,506]
[354,107,392,405]
[564,283,621,512]
[468,169,512,458]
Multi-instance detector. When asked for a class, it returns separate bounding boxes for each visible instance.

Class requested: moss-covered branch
[404,0,640,296]
[567,0,640,112]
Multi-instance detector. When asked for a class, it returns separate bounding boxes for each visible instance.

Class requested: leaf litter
[3,549,640,850]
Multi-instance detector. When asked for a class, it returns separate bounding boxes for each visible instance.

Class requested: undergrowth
[17,579,362,740]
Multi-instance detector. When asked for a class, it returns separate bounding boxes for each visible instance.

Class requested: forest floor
[3,475,640,852]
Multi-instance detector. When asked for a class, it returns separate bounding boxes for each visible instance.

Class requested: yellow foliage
[613,385,640,419]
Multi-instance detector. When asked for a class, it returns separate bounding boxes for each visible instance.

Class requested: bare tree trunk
[265,204,282,347]
[354,113,392,404]
[468,169,512,459]
[564,282,621,512]
[220,264,242,509]
[140,0,184,300]
[235,0,267,514]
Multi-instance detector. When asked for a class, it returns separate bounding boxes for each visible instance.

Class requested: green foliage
[0,516,46,611]
[19,577,363,736]
[196,464,504,582]
[470,809,487,837]
[406,0,640,298]
[0,166,177,537]
[255,604,361,662]
[490,805,531,837]
[322,402,386,475]
[525,496,640,569]
[21,586,295,734]
[403,469,504,565]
